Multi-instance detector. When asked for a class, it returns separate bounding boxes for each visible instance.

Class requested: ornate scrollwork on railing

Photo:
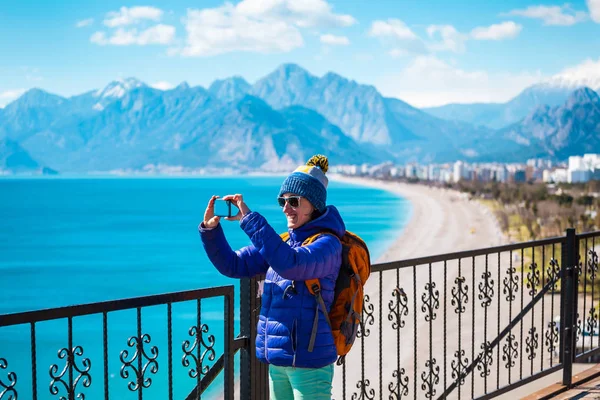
[576,313,582,344]
[357,295,375,338]
[477,341,493,378]
[388,368,409,400]
[503,266,518,302]
[420,359,440,398]
[388,288,408,330]
[49,346,91,400]
[451,277,468,314]
[119,334,159,392]
[451,349,468,387]
[182,324,216,378]
[545,321,559,356]
[525,327,539,360]
[478,271,494,307]
[421,283,440,322]
[588,249,599,281]
[586,307,598,337]
[0,358,17,400]
[351,379,375,400]
[502,334,518,368]
[547,258,560,288]
[526,262,540,296]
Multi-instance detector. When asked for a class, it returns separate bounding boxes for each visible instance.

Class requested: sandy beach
[329,176,536,400]
[331,175,506,262]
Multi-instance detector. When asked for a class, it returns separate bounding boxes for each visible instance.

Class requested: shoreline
[330,174,507,261]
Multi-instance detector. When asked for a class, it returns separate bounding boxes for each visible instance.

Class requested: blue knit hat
[278,155,329,212]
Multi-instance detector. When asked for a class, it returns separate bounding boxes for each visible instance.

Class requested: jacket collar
[287,205,346,244]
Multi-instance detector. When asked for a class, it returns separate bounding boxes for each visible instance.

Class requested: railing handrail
[4,230,596,325]
[373,234,568,272]
[576,230,600,239]
[0,285,234,327]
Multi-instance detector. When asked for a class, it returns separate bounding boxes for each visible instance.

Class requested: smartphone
[214,199,237,218]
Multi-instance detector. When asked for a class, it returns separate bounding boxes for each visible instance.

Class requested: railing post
[240,276,269,400]
[561,228,577,387]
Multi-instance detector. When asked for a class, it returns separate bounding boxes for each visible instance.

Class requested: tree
[577,195,595,207]
[579,214,594,233]
[496,209,509,232]
[556,194,574,207]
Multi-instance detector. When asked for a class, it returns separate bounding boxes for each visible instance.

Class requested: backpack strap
[307,281,332,352]
[303,233,340,352]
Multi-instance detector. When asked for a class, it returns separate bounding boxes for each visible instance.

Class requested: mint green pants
[268,364,334,400]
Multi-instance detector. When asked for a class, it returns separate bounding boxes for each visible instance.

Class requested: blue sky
[1,0,600,108]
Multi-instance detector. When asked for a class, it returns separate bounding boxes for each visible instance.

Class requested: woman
[199,155,344,399]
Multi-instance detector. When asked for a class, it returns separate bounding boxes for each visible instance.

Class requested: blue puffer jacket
[199,205,345,368]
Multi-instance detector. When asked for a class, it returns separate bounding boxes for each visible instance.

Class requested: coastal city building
[331,153,600,185]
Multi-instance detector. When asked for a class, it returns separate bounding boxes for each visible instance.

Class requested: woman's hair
[311,208,324,220]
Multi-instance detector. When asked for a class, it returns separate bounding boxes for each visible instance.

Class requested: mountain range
[423,72,600,130]
[0,64,598,174]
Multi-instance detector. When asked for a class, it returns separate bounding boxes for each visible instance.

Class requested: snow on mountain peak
[94,78,146,99]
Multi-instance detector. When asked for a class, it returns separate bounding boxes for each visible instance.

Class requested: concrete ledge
[522,364,600,400]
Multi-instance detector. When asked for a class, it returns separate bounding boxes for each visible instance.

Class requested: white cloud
[150,81,175,90]
[369,19,419,40]
[181,6,302,56]
[470,21,522,40]
[320,34,349,45]
[178,0,355,56]
[0,89,26,108]
[587,0,600,23]
[388,49,410,58]
[504,4,587,26]
[91,24,176,46]
[76,18,94,28]
[236,0,355,28]
[426,25,467,53]
[368,19,426,54]
[137,25,176,45]
[375,56,544,107]
[374,20,518,57]
[104,6,163,27]
[545,57,600,89]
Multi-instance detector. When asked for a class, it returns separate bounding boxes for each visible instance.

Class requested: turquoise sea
[0,176,411,399]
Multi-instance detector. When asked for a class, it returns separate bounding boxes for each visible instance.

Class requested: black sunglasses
[277,196,302,208]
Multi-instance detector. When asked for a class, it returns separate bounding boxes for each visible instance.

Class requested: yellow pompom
[306,154,329,174]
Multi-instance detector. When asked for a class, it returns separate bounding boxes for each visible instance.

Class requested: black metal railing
[1,229,599,400]
[334,236,566,400]
[0,286,240,400]
[573,231,600,364]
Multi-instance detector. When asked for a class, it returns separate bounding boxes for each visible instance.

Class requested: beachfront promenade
[1,179,599,400]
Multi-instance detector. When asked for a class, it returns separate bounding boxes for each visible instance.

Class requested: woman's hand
[222,194,251,221]
[203,195,221,229]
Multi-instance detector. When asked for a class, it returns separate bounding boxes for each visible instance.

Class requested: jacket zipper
[264,317,269,362]
[292,319,298,367]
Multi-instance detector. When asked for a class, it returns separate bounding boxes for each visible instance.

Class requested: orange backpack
[280,230,371,364]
